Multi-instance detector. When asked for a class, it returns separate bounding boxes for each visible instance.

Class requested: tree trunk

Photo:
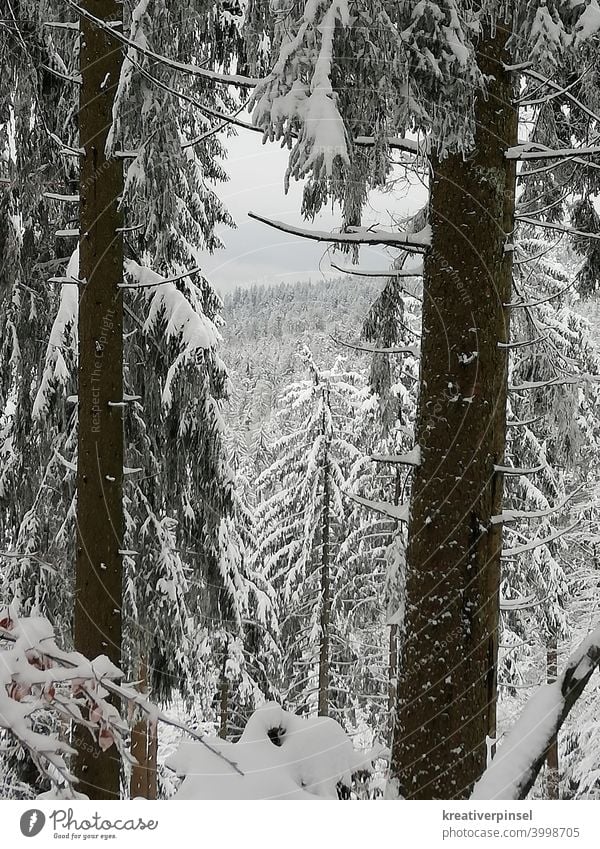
[546,641,559,799]
[219,647,229,740]
[388,624,398,744]
[147,719,158,800]
[74,0,124,799]
[389,24,518,799]
[318,387,331,717]
[388,466,403,744]
[129,657,156,799]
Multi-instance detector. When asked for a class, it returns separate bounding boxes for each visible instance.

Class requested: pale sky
[201,127,428,295]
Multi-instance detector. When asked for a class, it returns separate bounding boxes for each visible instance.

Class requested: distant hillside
[220,276,382,446]
[221,275,380,371]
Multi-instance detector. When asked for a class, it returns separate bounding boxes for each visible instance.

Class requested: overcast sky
[201,127,428,295]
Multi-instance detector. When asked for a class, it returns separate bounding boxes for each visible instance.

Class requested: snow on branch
[510,376,582,392]
[517,216,600,240]
[330,261,424,279]
[123,260,220,407]
[63,0,259,88]
[497,335,548,350]
[33,249,79,420]
[519,67,600,126]
[506,143,600,161]
[331,335,420,356]
[501,521,580,559]
[371,447,421,467]
[118,264,203,290]
[500,593,545,612]
[0,612,243,794]
[43,192,80,203]
[506,416,543,428]
[472,620,600,800]
[344,492,409,522]
[353,135,422,155]
[248,212,431,250]
[491,486,584,525]
[505,279,576,308]
[493,463,546,476]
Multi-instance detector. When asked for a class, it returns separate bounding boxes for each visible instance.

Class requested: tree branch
[64,0,259,88]
[472,620,600,799]
[330,261,423,279]
[248,212,431,250]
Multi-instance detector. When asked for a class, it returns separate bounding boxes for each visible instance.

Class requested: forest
[1,0,600,803]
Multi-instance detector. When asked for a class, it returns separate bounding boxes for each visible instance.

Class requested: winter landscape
[2,0,600,805]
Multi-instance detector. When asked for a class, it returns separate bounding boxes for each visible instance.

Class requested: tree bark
[318,386,331,717]
[389,25,518,799]
[130,657,156,799]
[74,0,124,799]
[219,647,229,740]
[546,641,559,799]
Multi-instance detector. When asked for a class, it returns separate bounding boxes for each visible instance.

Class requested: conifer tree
[255,348,362,716]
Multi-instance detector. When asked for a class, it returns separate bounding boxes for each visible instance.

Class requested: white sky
[201,128,428,295]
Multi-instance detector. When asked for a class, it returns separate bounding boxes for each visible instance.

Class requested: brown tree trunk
[388,466,403,744]
[74,0,124,799]
[388,624,398,743]
[389,25,518,799]
[147,719,158,800]
[219,647,229,740]
[130,657,157,799]
[318,386,331,717]
[130,719,149,799]
[546,641,559,799]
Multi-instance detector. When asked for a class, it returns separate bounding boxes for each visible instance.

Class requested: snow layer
[167,702,379,800]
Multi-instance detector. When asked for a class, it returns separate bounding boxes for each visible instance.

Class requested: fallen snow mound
[166,702,382,800]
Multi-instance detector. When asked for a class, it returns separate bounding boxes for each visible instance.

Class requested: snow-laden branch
[353,135,422,155]
[506,416,543,428]
[371,447,421,467]
[500,593,545,612]
[330,261,424,279]
[344,492,409,522]
[497,335,548,350]
[248,212,431,250]
[123,260,220,407]
[63,0,259,88]
[40,63,82,85]
[0,613,244,793]
[517,216,600,240]
[491,486,583,525]
[331,335,420,356]
[519,67,600,127]
[33,249,78,420]
[507,143,600,161]
[118,264,203,289]
[501,521,580,559]
[43,192,80,202]
[494,463,545,476]
[510,376,583,392]
[505,279,576,309]
[472,620,600,800]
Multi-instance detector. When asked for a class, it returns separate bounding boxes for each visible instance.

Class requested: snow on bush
[167,701,382,800]
[0,611,126,791]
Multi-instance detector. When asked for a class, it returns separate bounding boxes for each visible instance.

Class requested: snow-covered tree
[254,347,363,716]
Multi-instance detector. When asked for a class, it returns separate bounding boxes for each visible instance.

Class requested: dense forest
[2,0,600,804]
